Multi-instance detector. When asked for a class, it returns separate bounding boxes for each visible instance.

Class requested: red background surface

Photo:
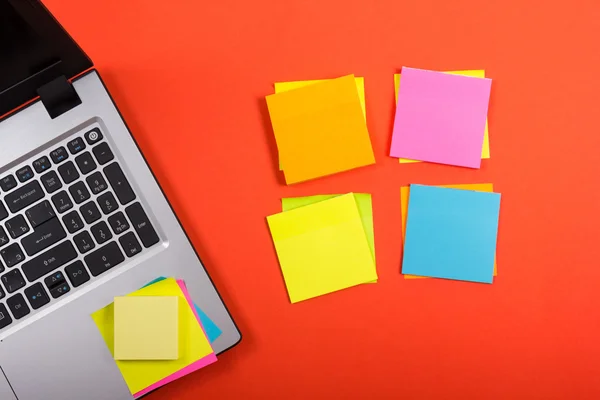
[42,0,600,398]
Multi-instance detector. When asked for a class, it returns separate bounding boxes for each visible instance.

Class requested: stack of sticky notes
[267,193,377,303]
[390,67,492,168]
[92,277,222,398]
[401,185,501,283]
[266,75,375,184]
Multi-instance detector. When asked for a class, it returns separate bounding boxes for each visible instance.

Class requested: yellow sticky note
[114,296,179,360]
[401,183,498,279]
[267,193,377,303]
[92,278,214,395]
[395,70,490,163]
[275,77,366,171]
[266,75,375,185]
[281,193,377,283]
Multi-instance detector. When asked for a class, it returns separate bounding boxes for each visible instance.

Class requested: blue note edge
[143,277,222,343]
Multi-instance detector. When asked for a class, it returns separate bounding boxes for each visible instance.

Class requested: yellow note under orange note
[266,75,375,184]
[401,183,498,279]
[267,193,377,303]
[394,70,490,163]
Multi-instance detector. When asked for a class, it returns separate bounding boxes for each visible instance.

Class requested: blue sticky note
[402,185,500,283]
[143,277,222,342]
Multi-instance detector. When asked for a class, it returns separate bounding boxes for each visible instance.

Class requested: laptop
[0,1,241,399]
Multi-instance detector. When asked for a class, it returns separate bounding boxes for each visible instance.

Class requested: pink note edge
[133,280,217,398]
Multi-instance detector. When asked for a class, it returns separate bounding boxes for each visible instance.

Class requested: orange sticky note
[266,75,375,184]
[401,183,498,279]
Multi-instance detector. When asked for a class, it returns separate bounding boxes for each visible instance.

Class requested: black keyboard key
[0,285,4,299]
[50,146,68,164]
[5,181,44,213]
[97,192,118,215]
[40,170,62,194]
[65,261,90,287]
[22,241,77,282]
[57,161,79,184]
[51,191,73,214]
[103,163,135,205]
[6,215,29,239]
[0,175,17,192]
[92,142,114,165]
[24,283,50,310]
[90,221,112,244]
[125,203,158,248]
[0,201,7,221]
[80,201,101,224]
[16,166,34,183]
[21,218,66,256]
[69,181,90,204]
[25,200,56,228]
[86,172,108,195]
[67,137,86,155]
[7,293,29,319]
[62,210,84,234]
[119,232,142,258]
[0,227,8,248]
[75,152,96,175]
[84,128,103,145]
[44,271,66,289]
[84,241,124,277]
[50,282,70,299]
[1,269,25,293]
[1,243,25,268]
[108,211,129,235]
[0,304,12,329]
[73,231,95,254]
[32,156,51,173]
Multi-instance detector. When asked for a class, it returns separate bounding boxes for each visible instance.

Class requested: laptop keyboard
[0,127,159,331]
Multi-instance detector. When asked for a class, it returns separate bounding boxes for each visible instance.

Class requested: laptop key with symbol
[67,137,86,155]
[73,231,95,254]
[65,261,90,287]
[86,171,108,195]
[50,282,70,299]
[24,283,50,310]
[98,192,118,215]
[62,210,84,234]
[7,293,30,319]
[44,271,66,289]
[32,156,51,173]
[119,232,142,258]
[84,128,103,145]
[75,152,97,175]
[51,191,73,214]
[108,212,129,235]
[125,202,159,248]
[80,201,101,224]
[84,241,125,277]
[0,226,9,248]
[69,181,90,204]
[21,217,66,256]
[22,241,77,282]
[6,215,30,239]
[104,162,136,205]
[0,304,10,329]
[57,161,80,184]
[50,146,68,164]
[0,175,17,192]
[16,166,34,183]
[41,170,63,193]
[25,200,56,228]
[92,142,114,165]
[5,180,44,213]
[1,243,25,268]
[2,269,25,293]
[90,221,112,244]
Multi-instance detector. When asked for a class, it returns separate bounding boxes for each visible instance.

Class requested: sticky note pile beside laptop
[390,67,492,168]
[92,277,222,398]
[401,185,501,284]
[266,75,375,184]
[267,193,377,303]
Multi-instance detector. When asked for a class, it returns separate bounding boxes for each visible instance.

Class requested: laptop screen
[0,2,60,97]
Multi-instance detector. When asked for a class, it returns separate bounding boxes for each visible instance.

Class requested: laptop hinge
[36,75,82,119]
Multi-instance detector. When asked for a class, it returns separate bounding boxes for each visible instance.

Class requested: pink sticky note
[133,280,217,398]
[390,67,492,168]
